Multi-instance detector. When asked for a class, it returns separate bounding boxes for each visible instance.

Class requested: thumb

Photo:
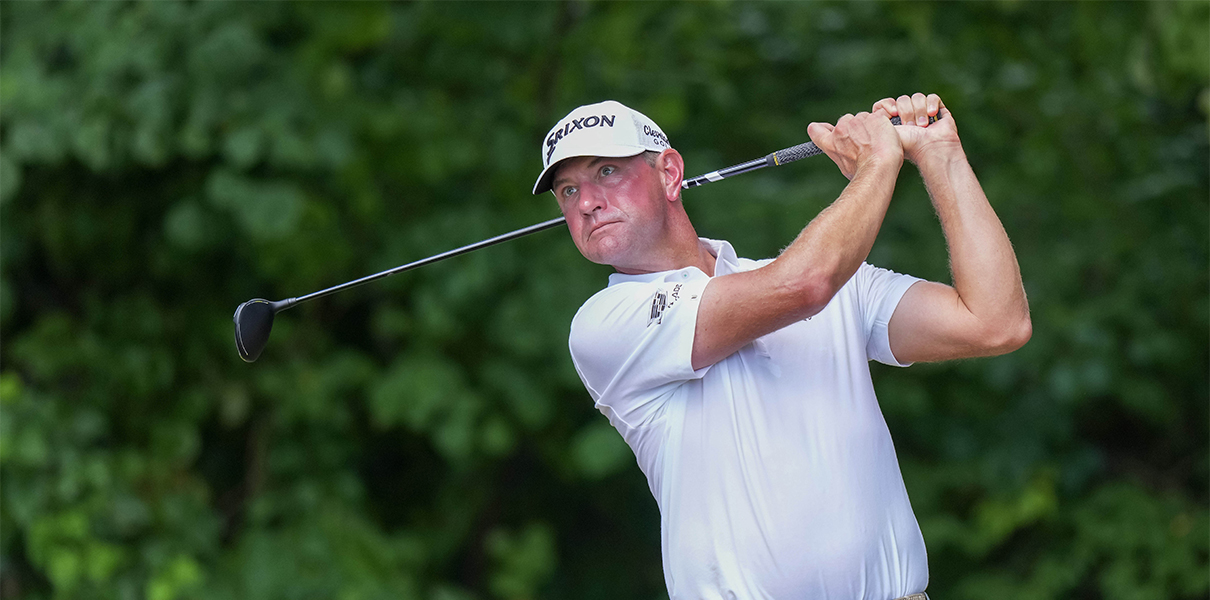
[807,122,834,146]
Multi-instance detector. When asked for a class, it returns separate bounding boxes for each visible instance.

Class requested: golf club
[234,115,932,362]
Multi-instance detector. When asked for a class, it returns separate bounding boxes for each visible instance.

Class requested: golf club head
[233,299,277,362]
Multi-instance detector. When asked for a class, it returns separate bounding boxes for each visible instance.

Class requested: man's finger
[806,121,852,177]
[926,94,941,118]
[911,92,928,126]
[807,121,834,136]
[871,98,897,116]
[806,122,834,147]
[895,95,914,126]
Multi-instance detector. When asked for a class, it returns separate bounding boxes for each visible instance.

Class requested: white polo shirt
[569,238,928,600]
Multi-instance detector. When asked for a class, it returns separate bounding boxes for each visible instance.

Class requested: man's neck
[614,236,718,277]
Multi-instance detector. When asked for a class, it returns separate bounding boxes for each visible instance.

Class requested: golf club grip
[772,141,824,165]
[773,115,936,166]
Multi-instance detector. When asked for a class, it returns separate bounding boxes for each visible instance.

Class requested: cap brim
[531,145,648,195]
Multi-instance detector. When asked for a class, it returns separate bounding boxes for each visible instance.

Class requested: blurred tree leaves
[485,523,556,600]
[1,2,1206,599]
[569,424,631,482]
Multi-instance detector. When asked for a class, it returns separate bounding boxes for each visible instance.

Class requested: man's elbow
[790,270,843,318]
[768,260,842,319]
[984,315,1032,356]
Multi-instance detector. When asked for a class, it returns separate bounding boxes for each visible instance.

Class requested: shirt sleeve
[569,274,712,431]
[856,262,923,367]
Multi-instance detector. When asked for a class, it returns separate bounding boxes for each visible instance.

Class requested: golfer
[532,95,1030,600]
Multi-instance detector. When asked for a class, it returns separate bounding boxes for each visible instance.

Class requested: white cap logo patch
[532,100,671,195]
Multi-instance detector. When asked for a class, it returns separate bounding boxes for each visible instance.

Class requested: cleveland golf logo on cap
[643,124,669,149]
[546,114,618,163]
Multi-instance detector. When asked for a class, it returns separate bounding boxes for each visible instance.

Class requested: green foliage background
[1,2,1206,599]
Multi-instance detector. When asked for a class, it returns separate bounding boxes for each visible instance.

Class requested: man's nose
[577,182,607,215]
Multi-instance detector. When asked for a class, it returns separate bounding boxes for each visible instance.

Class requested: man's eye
[562,186,577,198]
[600,166,615,177]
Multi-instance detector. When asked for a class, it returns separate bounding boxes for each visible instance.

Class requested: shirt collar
[606,237,739,287]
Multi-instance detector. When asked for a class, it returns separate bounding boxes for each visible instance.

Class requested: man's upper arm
[570,276,711,427]
[887,280,1028,363]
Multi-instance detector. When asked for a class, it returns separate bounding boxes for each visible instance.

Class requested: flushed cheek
[569,222,598,256]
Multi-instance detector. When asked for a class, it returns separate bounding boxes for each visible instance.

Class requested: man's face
[551,153,668,271]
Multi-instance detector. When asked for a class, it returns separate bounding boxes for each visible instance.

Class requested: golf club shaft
[279,216,569,310]
[681,141,824,189]
[272,114,936,310]
[681,115,925,189]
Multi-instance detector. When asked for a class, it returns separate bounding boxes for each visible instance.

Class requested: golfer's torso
[649,286,928,600]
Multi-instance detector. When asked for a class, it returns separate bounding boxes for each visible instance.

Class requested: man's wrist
[914,142,967,175]
[857,149,905,175]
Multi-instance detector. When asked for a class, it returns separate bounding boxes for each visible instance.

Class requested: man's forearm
[773,154,903,310]
[919,146,1030,339]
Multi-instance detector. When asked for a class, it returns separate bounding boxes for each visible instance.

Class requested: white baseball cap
[532,100,671,195]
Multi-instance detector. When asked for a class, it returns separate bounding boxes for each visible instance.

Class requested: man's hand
[807,111,903,180]
[871,93,962,165]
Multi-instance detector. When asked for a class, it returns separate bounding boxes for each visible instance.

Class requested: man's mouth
[588,221,620,238]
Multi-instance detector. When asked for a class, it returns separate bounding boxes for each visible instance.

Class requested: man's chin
[579,236,629,266]
[583,252,621,267]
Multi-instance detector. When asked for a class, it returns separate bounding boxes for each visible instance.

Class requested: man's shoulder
[577,278,655,310]
[572,277,669,333]
[571,267,710,339]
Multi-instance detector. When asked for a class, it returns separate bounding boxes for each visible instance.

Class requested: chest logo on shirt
[647,284,682,327]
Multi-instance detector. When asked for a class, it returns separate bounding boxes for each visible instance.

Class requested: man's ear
[656,149,685,202]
